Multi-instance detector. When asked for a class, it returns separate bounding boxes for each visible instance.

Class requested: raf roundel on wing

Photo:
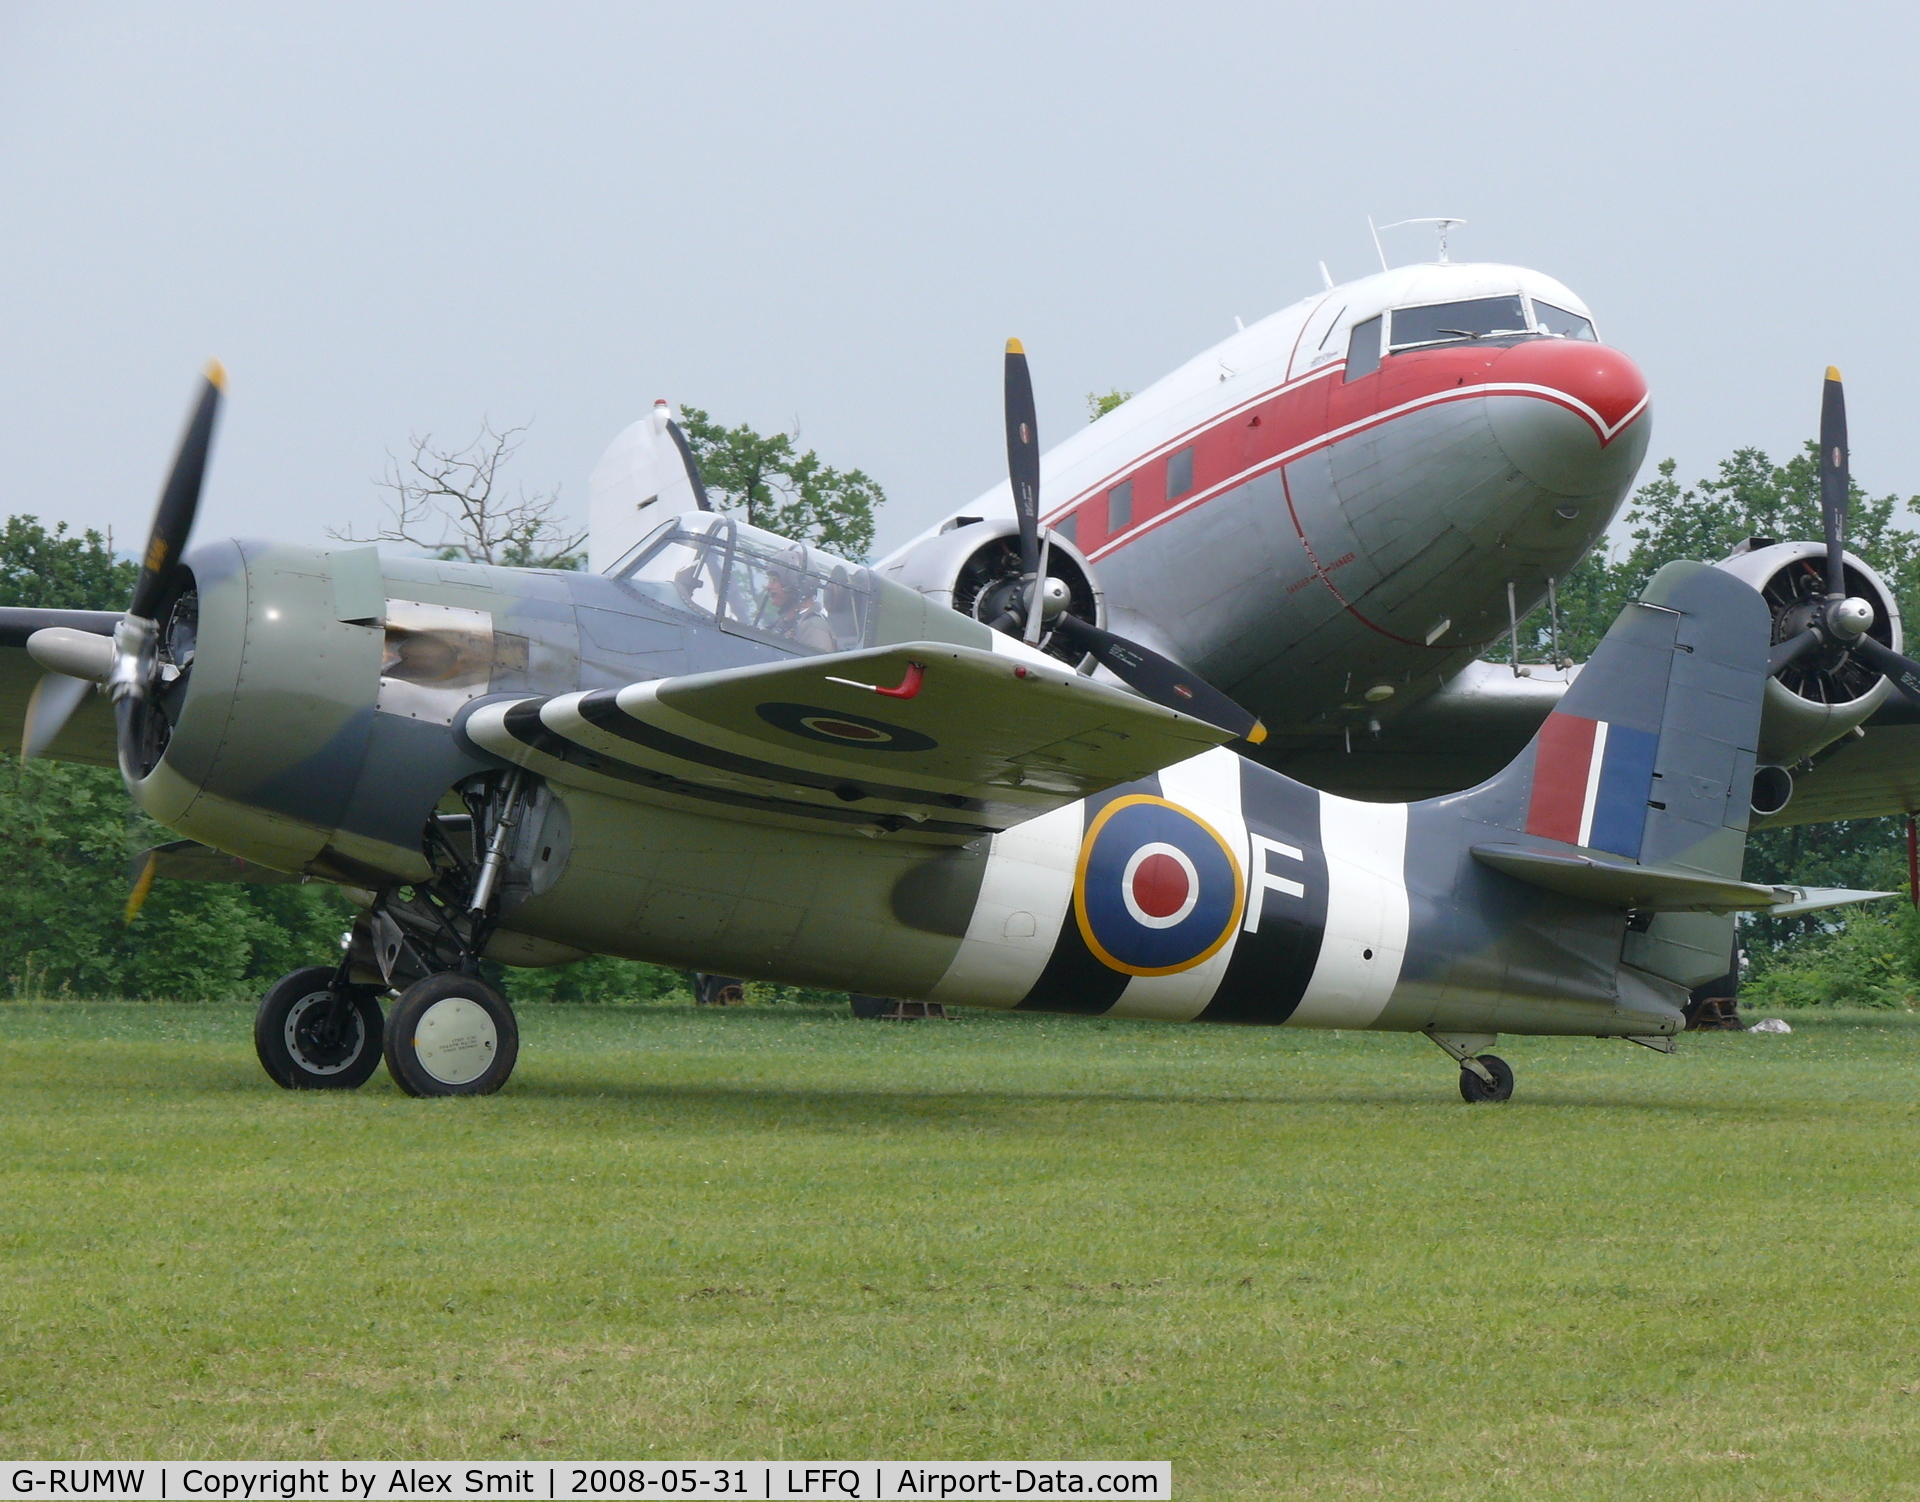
[1074,795,1245,976]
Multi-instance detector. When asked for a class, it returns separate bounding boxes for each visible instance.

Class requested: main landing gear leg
[1427,1031,1514,1104]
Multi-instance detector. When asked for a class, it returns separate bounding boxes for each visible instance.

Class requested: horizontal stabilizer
[462,641,1235,840]
[1767,885,1898,917]
[1472,842,1786,913]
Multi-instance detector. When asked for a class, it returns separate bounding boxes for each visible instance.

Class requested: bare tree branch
[330,419,586,569]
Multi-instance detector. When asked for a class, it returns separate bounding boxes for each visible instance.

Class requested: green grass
[4,1002,1920,1498]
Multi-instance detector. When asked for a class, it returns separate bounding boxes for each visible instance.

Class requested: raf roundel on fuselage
[1074,793,1245,976]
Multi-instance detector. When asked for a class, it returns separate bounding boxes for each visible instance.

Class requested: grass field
[4,1001,1920,1498]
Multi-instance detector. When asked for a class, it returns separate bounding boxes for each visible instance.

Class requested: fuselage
[126,523,1760,1047]
[881,262,1650,752]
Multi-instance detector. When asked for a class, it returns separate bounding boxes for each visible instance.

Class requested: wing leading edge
[460,641,1236,840]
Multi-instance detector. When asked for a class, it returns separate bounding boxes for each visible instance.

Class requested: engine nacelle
[129,539,516,888]
[874,518,1103,666]
[1714,539,1903,768]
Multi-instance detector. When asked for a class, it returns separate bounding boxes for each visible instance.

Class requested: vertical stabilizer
[1468,561,1773,987]
[587,400,708,573]
[1516,561,1771,878]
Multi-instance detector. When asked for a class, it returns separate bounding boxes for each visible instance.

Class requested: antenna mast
[1377,217,1469,264]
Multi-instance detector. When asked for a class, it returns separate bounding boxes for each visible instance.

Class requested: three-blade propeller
[996,340,1266,744]
[1766,368,1920,710]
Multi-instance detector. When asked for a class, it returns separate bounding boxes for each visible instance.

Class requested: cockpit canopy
[615,512,875,654]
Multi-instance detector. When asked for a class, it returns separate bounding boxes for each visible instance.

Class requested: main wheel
[255,966,385,1090]
[1458,1054,1515,1103]
[384,972,519,1097]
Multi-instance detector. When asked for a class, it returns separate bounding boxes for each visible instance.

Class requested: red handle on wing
[874,661,925,699]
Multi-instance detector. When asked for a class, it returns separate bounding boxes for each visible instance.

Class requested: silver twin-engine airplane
[6,255,1913,1100]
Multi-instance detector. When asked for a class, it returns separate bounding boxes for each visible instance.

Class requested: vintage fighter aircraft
[0,328,1905,1099]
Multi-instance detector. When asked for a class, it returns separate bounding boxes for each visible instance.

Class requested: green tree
[1087,389,1132,423]
[677,407,886,560]
[0,709,358,1000]
[0,517,135,610]
[492,953,688,1005]
[1542,447,1920,663]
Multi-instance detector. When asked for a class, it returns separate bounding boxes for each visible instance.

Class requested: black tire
[1458,1054,1515,1104]
[254,966,385,1091]
[849,994,893,1020]
[384,971,519,1098]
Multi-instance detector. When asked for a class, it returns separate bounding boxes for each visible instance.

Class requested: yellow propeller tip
[124,854,158,925]
[1005,338,1025,355]
[1246,721,1268,745]
[1826,365,1843,383]
[204,359,227,391]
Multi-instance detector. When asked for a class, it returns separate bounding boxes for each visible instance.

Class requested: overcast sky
[3,2,1915,565]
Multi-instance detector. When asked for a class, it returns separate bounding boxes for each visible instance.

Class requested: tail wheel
[384,972,519,1098]
[1458,1055,1515,1104]
[254,966,385,1091]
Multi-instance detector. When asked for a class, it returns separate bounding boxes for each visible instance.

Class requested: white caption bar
[3,1464,1171,1501]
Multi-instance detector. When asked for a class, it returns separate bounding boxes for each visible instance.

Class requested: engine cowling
[1714,539,1903,767]
[874,518,1103,666]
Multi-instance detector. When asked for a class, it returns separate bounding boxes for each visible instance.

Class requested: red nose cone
[1492,338,1648,442]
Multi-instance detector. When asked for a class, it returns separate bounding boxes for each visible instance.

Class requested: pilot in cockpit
[764,560,836,652]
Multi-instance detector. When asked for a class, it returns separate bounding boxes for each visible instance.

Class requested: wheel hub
[412,995,499,1086]
[284,991,366,1073]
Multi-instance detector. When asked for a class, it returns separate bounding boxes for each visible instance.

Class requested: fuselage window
[1107,480,1133,534]
[1053,513,1078,547]
[1166,447,1194,501]
[1389,296,1531,351]
[1533,300,1598,341]
[1344,315,1382,381]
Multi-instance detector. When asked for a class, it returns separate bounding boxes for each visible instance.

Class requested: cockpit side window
[721,545,867,656]
[1533,300,1598,341]
[1388,296,1531,351]
[1344,315,1383,382]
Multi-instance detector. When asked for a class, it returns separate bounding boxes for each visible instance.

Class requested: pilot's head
[768,558,817,609]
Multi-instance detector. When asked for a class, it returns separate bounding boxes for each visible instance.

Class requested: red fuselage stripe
[1044,348,1646,570]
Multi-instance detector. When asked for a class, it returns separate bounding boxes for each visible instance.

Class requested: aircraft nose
[1487,339,1651,496]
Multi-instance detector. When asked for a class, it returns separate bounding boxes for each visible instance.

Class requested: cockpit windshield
[615,513,875,654]
[1389,296,1532,351]
[1533,300,1598,341]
